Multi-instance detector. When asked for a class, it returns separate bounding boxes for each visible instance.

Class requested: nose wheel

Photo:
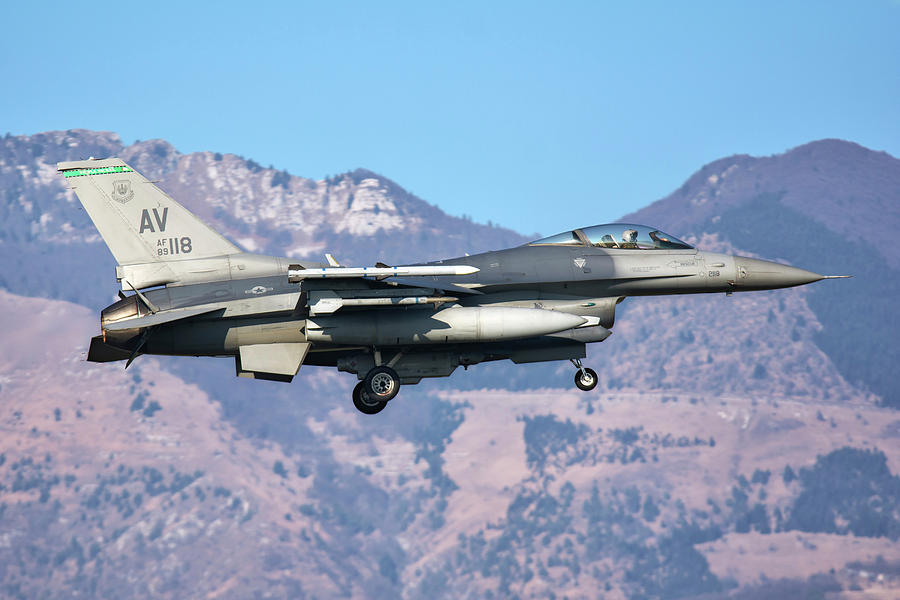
[571,359,598,391]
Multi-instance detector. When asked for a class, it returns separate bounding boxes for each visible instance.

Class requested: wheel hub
[371,372,395,396]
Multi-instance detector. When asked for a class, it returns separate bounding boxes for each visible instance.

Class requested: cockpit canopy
[530,223,693,250]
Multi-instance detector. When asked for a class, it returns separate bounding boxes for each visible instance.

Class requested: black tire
[352,382,387,415]
[574,367,598,391]
[364,366,401,402]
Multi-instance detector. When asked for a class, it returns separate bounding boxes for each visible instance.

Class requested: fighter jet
[59,158,848,414]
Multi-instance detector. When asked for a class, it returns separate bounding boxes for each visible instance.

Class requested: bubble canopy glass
[530,223,693,250]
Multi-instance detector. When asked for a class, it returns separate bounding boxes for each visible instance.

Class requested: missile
[305,306,587,345]
[288,263,479,283]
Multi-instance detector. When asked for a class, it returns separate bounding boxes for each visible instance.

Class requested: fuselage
[97,232,825,367]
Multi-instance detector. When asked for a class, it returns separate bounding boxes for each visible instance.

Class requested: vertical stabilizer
[57,158,239,268]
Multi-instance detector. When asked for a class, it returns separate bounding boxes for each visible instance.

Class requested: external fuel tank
[305,306,587,346]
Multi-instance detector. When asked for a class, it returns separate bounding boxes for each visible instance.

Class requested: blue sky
[2,1,898,236]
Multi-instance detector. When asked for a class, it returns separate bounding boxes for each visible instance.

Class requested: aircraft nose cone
[734,257,824,290]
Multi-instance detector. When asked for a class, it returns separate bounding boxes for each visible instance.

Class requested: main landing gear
[350,354,597,414]
[571,358,598,392]
[352,365,401,415]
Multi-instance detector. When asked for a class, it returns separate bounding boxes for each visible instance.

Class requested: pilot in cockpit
[621,229,638,248]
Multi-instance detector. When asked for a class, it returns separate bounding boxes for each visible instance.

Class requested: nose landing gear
[571,358,598,391]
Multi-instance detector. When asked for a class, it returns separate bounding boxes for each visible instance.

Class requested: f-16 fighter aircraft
[59,158,848,414]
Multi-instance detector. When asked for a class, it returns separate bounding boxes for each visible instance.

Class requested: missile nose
[734,257,825,290]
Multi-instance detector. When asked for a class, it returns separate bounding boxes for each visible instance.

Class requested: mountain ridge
[0,130,891,404]
[0,129,528,309]
[622,140,900,407]
[1,290,897,599]
[1,130,899,598]
[625,138,900,269]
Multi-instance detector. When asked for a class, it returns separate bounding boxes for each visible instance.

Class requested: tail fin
[57,158,239,267]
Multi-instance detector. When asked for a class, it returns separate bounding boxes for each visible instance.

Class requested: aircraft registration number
[157,237,193,256]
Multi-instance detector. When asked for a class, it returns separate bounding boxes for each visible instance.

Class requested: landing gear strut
[571,358,598,391]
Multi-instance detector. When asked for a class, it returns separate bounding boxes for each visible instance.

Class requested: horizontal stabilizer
[87,336,132,362]
[103,305,222,332]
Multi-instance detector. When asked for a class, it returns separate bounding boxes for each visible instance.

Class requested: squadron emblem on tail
[110,180,133,203]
